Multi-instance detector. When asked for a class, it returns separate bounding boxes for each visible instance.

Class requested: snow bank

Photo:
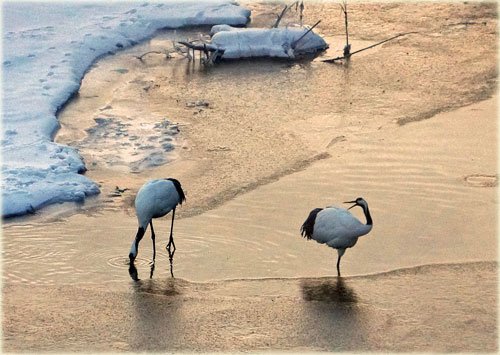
[210,26,328,59]
[1,1,250,218]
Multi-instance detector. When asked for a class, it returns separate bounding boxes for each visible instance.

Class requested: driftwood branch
[135,38,190,62]
[291,20,321,49]
[340,2,349,50]
[322,32,418,63]
[340,0,350,57]
[134,50,173,62]
[272,1,299,28]
[177,41,219,53]
[177,41,225,65]
[299,1,304,27]
[273,5,288,28]
[172,42,189,58]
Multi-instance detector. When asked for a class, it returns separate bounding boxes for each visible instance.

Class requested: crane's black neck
[362,205,373,226]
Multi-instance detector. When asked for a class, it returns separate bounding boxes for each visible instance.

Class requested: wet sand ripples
[107,255,140,268]
[3,261,496,352]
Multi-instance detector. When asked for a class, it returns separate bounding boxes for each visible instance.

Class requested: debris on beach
[207,145,231,152]
[178,23,328,63]
[109,186,130,197]
[172,1,327,63]
[186,100,210,108]
[132,1,327,64]
[322,0,417,63]
[215,23,327,60]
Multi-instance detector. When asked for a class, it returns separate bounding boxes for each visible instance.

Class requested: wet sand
[2,1,498,352]
[3,262,497,352]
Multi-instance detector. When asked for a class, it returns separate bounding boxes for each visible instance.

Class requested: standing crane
[300,197,373,276]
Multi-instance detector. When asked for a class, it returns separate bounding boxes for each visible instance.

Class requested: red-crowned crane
[300,197,373,277]
[129,178,186,279]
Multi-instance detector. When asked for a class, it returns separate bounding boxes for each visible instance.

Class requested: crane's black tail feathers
[167,178,186,205]
[300,208,323,239]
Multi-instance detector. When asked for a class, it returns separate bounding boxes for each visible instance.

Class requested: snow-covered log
[210,24,241,36]
[209,25,328,60]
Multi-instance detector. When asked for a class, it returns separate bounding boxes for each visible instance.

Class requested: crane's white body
[135,179,182,229]
[311,207,372,249]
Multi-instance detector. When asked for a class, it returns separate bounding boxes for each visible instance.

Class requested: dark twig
[322,32,418,63]
[299,1,304,27]
[134,50,173,62]
[273,5,288,28]
[291,20,321,49]
[272,1,299,28]
[177,41,219,53]
[340,0,350,57]
[177,41,224,65]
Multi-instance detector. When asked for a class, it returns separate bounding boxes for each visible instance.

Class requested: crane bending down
[129,178,186,279]
[300,197,373,276]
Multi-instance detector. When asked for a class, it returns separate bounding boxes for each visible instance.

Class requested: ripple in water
[108,255,138,268]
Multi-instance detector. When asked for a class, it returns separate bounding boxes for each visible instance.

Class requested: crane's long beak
[344,200,357,210]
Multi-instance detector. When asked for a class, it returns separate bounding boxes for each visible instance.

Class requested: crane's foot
[166,240,176,278]
[149,261,155,279]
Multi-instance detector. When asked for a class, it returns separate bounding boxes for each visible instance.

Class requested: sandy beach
[3,262,496,352]
[2,1,498,352]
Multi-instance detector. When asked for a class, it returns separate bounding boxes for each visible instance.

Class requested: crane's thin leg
[336,248,345,277]
[150,221,156,279]
[166,207,177,277]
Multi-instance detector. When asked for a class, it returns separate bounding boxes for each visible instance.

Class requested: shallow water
[3,97,497,285]
[3,2,498,352]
